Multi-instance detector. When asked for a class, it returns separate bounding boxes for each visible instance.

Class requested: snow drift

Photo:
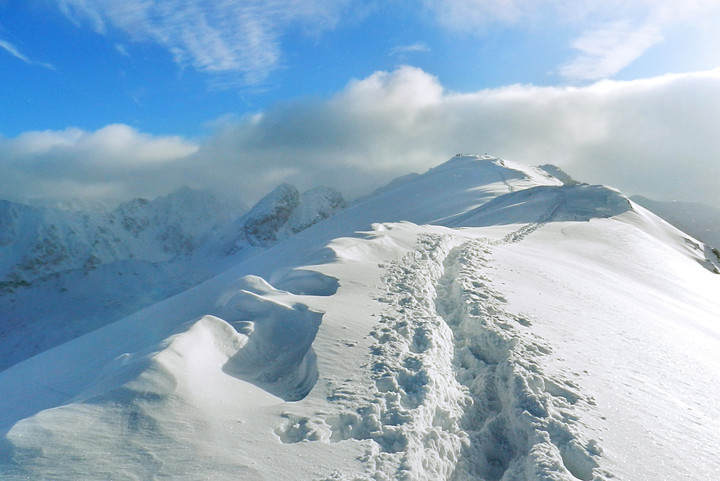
[0,184,345,371]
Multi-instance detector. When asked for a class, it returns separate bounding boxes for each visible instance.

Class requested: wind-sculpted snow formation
[216,274,324,401]
[0,184,346,370]
[1,155,719,480]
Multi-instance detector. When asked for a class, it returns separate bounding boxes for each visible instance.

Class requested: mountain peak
[243,183,301,246]
[241,183,346,247]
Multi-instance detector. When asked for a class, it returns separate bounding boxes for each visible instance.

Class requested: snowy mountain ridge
[1,155,719,480]
[1,184,347,289]
[0,183,346,371]
[0,188,235,289]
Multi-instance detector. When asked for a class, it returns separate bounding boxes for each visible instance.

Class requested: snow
[1,155,719,480]
[487,216,720,481]
[241,184,346,246]
[631,194,720,249]
[0,184,346,371]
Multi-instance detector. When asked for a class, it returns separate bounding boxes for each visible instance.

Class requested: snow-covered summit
[1,154,719,481]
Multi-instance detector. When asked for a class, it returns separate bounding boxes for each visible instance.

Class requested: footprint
[274,413,328,443]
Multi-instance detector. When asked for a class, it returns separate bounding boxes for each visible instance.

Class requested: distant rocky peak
[242,184,346,247]
[243,183,301,246]
[114,197,150,221]
[113,187,237,242]
[151,186,220,212]
[289,187,347,233]
[116,187,227,220]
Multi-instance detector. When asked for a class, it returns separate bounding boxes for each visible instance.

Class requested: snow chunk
[216,275,322,401]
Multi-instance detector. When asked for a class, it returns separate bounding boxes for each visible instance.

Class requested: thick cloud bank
[197,66,720,205]
[2,66,719,206]
[0,124,198,202]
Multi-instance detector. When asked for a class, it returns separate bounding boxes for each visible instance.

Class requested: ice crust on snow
[450,184,632,228]
[1,155,720,480]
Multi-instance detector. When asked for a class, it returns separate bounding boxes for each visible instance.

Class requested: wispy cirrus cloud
[390,42,431,57]
[422,0,720,80]
[0,39,54,70]
[421,0,533,29]
[558,0,720,80]
[55,0,351,85]
[559,22,664,80]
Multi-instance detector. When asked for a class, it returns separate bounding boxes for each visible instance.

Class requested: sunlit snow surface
[1,156,719,480]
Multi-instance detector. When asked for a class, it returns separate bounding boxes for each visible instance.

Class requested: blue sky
[1,1,720,206]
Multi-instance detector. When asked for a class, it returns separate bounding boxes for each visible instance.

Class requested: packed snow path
[436,239,607,481]
[311,193,617,480]
[280,224,611,481]
[368,233,609,480]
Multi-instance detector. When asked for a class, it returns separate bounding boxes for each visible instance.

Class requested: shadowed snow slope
[631,195,720,248]
[0,184,346,371]
[450,184,632,228]
[1,155,719,480]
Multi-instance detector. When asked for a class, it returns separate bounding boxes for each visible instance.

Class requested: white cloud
[0,38,54,69]
[559,22,664,80]
[423,0,720,80]
[0,125,198,202]
[8,124,197,163]
[188,66,720,207]
[55,0,350,85]
[2,67,720,208]
[390,42,431,57]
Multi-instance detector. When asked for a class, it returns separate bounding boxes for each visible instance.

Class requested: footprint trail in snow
[297,225,612,481]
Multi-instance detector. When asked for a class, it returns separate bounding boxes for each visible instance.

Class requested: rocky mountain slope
[0,184,345,370]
